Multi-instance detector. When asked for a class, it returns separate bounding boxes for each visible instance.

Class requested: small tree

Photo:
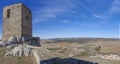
[95,45,101,51]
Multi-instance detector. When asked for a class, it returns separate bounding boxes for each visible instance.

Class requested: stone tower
[2,3,32,41]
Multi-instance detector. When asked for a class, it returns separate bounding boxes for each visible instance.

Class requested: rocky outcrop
[32,49,41,64]
[8,36,18,43]
[0,36,41,64]
[0,41,4,47]
[0,36,42,64]
[5,44,41,64]
[5,44,32,57]
[0,36,18,47]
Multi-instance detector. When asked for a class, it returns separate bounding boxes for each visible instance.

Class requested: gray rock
[0,36,20,47]
[0,41,9,47]
[6,44,18,49]
[5,44,32,57]
[1,41,15,47]
[0,41,4,47]
[17,38,21,43]
[8,36,17,43]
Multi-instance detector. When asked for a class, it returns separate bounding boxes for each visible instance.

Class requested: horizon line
[40,37,120,39]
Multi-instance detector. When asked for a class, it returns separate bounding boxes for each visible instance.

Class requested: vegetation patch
[47,48,60,51]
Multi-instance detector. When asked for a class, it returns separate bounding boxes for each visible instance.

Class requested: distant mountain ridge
[42,38,120,43]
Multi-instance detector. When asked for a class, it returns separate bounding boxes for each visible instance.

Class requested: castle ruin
[2,3,40,46]
[2,3,32,41]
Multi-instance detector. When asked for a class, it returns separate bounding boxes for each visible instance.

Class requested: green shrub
[95,45,101,51]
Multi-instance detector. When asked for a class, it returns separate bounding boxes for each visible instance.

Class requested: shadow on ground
[41,57,98,64]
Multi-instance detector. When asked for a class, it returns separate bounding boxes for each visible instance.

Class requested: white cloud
[111,0,120,13]
[93,0,120,19]
[33,0,77,23]
[93,14,104,19]
[34,7,66,23]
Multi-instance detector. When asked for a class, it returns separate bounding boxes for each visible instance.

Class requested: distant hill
[42,38,120,44]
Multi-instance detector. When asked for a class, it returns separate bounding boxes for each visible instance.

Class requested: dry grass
[88,41,120,54]
[100,46,120,54]
[0,47,35,64]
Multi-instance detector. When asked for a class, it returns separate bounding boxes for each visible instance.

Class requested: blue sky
[0,0,120,39]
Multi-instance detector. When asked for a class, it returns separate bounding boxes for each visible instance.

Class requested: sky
[0,0,120,39]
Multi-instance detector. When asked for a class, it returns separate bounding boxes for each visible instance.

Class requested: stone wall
[22,4,32,38]
[2,3,32,41]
